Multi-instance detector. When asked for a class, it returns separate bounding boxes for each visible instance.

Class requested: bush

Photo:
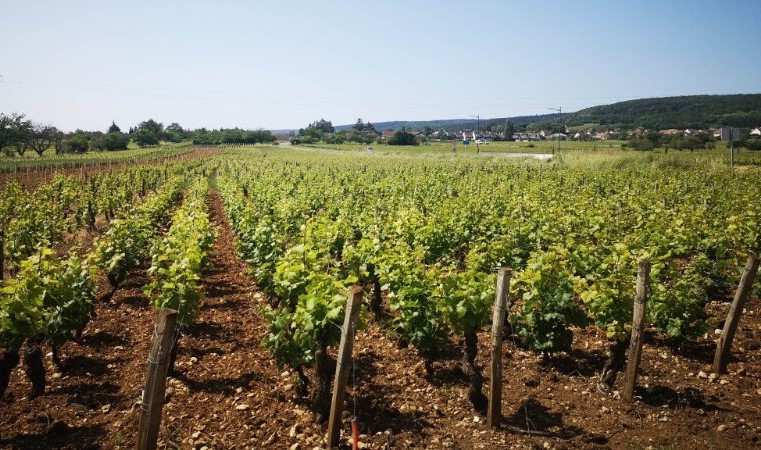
[387,131,418,146]
[61,135,89,154]
[740,139,761,151]
[630,138,654,151]
[91,132,129,151]
[133,129,159,148]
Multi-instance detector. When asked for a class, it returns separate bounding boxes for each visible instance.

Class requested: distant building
[381,129,396,140]
[512,132,540,141]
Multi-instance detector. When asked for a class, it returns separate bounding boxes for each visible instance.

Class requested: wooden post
[327,287,363,449]
[623,260,650,402]
[713,254,760,374]
[137,308,178,450]
[487,268,511,427]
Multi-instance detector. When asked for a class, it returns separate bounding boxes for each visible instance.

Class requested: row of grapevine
[216,148,761,414]
[0,167,193,399]
[0,141,198,173]
[0,166,179,280]
[92,176,185,299]
[144,177,215,372]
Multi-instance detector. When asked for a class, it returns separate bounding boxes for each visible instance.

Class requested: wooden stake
[623,260,650,402]
[137,308,178,450]
[487,268,511,427]
[327,286,363,449]
[713,254,760,374]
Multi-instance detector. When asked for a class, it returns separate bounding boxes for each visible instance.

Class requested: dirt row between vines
[1,190,761,449]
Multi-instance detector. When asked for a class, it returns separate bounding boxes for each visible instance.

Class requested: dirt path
[152,190,329,448]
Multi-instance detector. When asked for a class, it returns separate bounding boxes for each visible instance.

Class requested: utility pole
[548,107,561,156]
[471,114,480,154]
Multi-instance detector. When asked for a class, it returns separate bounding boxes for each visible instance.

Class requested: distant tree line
[0,112,276,156]
[291,118,382,145]
[190,128,276,145]
[290,118,423,146]
[567,94,761,130]
[622,130,761,152]
[0,113,64,157]
[624,132,716,151]
[391,94,761,138]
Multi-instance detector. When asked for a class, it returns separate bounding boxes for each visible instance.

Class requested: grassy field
[4,138,760,172]
[283,139,761,169]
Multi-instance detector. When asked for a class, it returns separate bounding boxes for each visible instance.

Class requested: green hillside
[328,94,761,134]
[334,114,558,133]
[566,94,761,130]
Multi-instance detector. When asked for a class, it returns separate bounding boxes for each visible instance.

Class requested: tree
[628,138,654,151]
[294,120,333,144]
[108,121,121,133]
[310,119,334,134]
[251,129,276,144]
[0,113,32,157]
[60,133,90,154]
[133,119,164,144]
[28,124,61,157]
[387,130,418,146]
[325,133,346,144]
[740,139,761,151]
[52,129,65,154]
[132,119,164,147]
[504,120,515,141]
[13,124,33,157]
[133,128,159,147]
[91,132,129,151]
[165,123,186,143]
[138,119,163,137]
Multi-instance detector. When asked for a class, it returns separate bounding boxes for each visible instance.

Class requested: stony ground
[1,191,760,449]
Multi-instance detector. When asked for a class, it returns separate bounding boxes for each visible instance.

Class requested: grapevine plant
[0,248,96,398]
[144,178,215,372]
[213,147,761,415]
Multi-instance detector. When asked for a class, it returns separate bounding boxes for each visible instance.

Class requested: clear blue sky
[2,0,760,132]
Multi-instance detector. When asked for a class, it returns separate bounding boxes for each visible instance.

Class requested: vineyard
[1,145,760,449]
